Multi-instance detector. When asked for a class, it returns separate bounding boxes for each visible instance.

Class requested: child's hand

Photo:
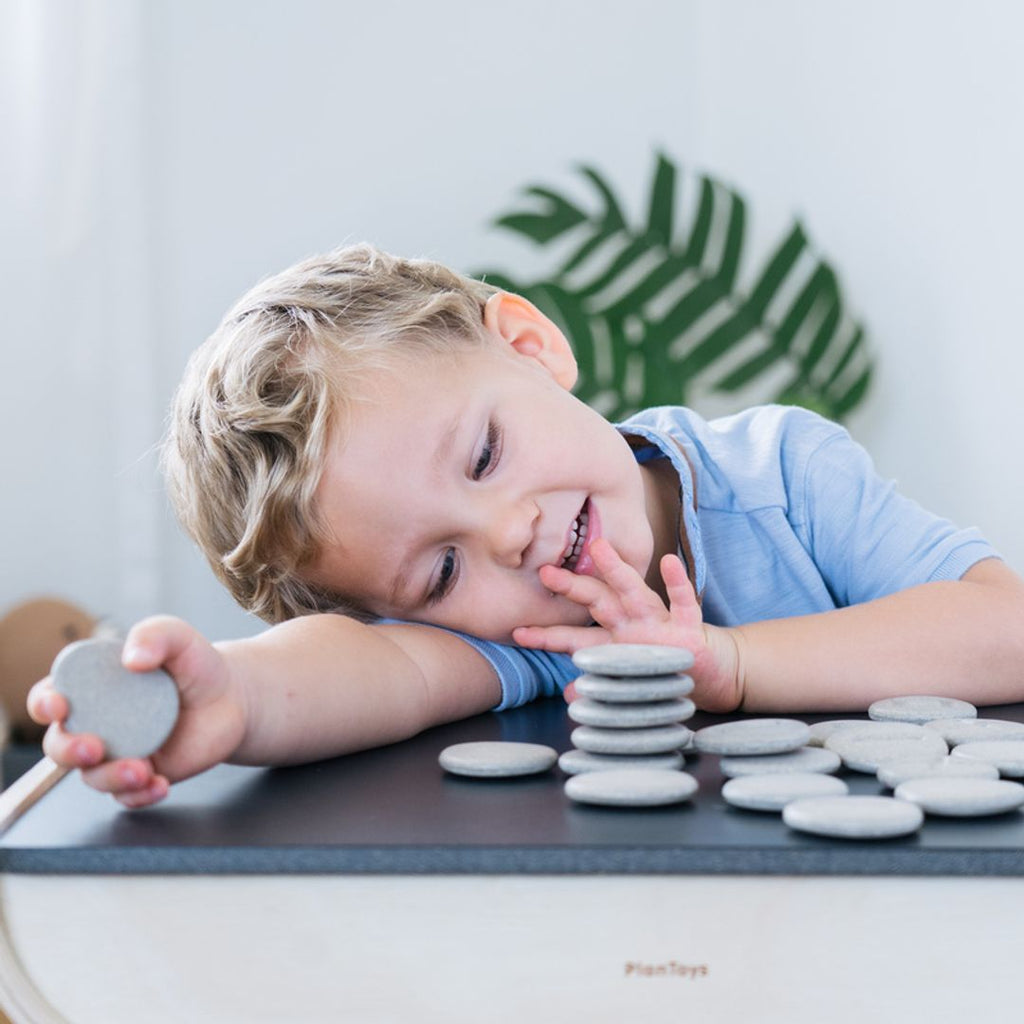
[27,616,247,808]
[513,537,744,712]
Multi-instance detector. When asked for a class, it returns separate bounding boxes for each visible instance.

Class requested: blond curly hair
[163,244,496,623]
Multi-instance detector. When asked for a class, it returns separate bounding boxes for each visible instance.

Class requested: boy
[29,245,1024,808]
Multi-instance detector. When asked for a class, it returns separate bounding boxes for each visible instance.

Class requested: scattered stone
[722,772,849,812]
[694,718,810,756]
[868,695,977,724]
[806,720,868,747]
[877,755,999,789]
[923,718,1024,747]
[719,746,841,778]
[894,777,1024,817]
[438,741,558,778]
[782,795,924,839]
[950,740,1024,777]
[825,729,948,774]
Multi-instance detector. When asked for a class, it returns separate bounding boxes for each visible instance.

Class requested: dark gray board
[3,699,1024,876]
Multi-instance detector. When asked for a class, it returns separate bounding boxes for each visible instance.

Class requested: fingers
[539,563,625,626]
[27,678,66,727]
[512,624,612,654]
[122,614,201,673]
[661,554,699,618]
[82,760,170,807]
[42,722,105,768]
[540,539,664,628]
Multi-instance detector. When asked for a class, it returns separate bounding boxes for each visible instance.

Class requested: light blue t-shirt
[452,405,998,710]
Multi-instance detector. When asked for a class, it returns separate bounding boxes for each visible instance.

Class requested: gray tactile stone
[782,795,925,839]
[950,740,1024,777]
[825,728,948,774]
[722,772,849,812]
[558,749,686,775]
[923,718,1024,746]
[571,644,695,677]
[694,718,810,756]
[438,741,558,778]
[51,638,180,760]
[894,777,1024,817]
[877,755,1000,789]
[564,769,698,807]
[719,746,841,778]
[574,673,695,703]
[806,720,868,747]
[868,695,977,724]
[824,721,931,741]
[571,724,692,755]
[567,697,696,729]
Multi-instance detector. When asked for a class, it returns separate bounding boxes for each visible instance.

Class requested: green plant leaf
[477,154,873,424]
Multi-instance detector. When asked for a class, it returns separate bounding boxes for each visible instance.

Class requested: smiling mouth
[559,500,591,571]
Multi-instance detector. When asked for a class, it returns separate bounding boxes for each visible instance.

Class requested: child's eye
[427,548,459,605]
[473,421,502,480]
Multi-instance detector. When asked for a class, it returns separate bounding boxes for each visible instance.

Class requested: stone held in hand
[52,638,180,761]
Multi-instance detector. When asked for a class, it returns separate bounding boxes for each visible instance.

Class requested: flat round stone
[782,795,924,839]
[571,724,692,755]
[694,718,810,756]
[868,695,977,724]
[565,769,698,807]
[877,755,999,789]
[567,697,695,729]
[438,741,558,778]
[722,772,849,812]
[558,749,686,775]
[51,638,180,760]
[806,720,869,747]
[826,729,948,773]
[719,746,841,778]
[571,644,694,677]
[950,740,1024,777]
[924,718,1024,746]
[895,777,1024,817]
[574,673,695,703]
[824,721,931,742]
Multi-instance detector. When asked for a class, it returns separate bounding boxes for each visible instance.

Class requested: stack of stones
[559,644,699,807]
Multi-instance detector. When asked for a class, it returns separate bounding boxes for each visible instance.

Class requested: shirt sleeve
[444,632,579,710]
[789,417,999,606]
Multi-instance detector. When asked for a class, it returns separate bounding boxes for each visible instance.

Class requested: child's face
[307,331,656,643]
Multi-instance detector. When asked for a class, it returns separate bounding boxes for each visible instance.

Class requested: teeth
[560,509,589,569]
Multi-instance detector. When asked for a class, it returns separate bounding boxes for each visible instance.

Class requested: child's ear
[483,292,578,390]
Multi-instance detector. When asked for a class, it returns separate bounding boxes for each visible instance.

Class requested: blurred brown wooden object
[0,598,97,742]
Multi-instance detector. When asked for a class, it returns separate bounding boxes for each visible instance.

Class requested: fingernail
[122,642,146,666]
[74,740,100,765]
[121,764,142,786]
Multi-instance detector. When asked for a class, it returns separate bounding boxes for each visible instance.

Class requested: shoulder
[621,404,848,510]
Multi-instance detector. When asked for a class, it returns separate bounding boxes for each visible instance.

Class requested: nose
[480,496,539,568]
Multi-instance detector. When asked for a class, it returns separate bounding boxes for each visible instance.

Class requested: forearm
[733,560,1024,713]
[217,614,501,765]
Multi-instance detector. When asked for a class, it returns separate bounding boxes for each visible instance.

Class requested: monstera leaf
[476,153,872,422]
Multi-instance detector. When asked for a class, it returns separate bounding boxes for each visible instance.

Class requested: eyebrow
[431,411,463,472]
[385,410,464,611]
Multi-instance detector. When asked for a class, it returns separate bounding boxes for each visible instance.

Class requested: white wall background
[2,0,1022,642]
